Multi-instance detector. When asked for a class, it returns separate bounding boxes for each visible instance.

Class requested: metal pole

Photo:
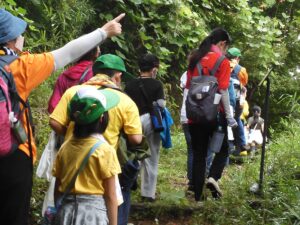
[258,76,270,193]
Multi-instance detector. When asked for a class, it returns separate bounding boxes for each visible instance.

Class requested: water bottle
[9,112,27,144]
[42,206,57,225]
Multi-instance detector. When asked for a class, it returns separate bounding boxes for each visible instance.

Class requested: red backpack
[0,55,29,157]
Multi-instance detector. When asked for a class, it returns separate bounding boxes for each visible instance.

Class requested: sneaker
[240,151,248,156]
[206,177,222,199]
[241,145,250,151]
[227,118,238,128]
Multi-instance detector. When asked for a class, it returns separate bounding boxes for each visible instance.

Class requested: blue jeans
[206,147,214,175]
[118,189,131,225]
[118,160,139,225]
[234,103,246,148]
[182,123,193,186]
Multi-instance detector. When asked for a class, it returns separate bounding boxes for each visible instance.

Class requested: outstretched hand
[101,13,125,37]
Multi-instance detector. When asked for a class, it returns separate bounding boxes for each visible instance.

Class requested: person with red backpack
[0,9,124,225]
[186,28,236,201]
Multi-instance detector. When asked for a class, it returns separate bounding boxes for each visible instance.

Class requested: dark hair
[92,67,117,77]
[252,105,261,113]
[188,28,231,70]
[78,46,99,62]
[138,53,160,72]
[73,111,109,138]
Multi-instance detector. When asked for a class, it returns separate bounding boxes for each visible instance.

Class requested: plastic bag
[42,177,56,216]
[36,131,57,181]
[115,175,124,206]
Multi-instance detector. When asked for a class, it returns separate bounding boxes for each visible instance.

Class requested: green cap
[68,87,120,125]
[227,47,242,57]
[93,54,135,81]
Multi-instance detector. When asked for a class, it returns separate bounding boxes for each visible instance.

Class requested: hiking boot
[227,118,238,128]
[206,177,222,199]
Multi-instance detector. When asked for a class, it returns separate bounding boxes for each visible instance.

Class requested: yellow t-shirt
[53,135,121,194]
[9,52,55,161]
[241,100,249,123]
[49,76,142,150]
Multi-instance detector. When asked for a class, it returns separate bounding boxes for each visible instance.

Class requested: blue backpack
[231,64,242,101]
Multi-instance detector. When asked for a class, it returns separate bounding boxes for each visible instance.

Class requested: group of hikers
[0,9,264,225]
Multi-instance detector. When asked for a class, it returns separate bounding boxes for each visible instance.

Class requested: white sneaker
[206,177,222,199]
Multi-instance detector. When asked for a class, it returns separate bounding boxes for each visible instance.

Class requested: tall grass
[131,122,300,225]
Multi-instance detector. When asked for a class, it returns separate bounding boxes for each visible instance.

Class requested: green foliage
[3,0,300,127]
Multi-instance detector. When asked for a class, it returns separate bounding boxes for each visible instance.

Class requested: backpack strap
[0,55,28,108]
[195,55,226,78]
[0,55,34,165]
[138,78,154,112]
[196,63,203,77]
[56,140,104,207]
[0,55,18,66]
[99,83,124,93]
[231,64,242,80]
[78,65,91,84]
[210,55,226,76]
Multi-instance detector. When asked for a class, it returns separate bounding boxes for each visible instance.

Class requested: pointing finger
[113,13,125,22]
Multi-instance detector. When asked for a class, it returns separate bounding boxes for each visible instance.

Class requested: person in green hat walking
[53,88,121,225]
[227,47,250,155]
[50,54,143,225]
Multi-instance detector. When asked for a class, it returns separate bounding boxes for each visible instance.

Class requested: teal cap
[68,87,120,125]
[93,54,135,81]
[227,47,242,57]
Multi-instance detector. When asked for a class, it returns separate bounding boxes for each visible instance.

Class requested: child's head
[252,105,261,117]
[68,87,120,138]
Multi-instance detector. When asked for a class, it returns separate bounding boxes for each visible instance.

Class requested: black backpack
[186,55,225,123]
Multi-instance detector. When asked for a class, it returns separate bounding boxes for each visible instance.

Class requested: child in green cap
[52,87,121,225]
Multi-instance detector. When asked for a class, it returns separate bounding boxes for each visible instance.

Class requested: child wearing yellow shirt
[52,87,121,225]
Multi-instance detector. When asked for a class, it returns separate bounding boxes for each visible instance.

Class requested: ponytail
[188,37,212,70]
[188,28,231,70]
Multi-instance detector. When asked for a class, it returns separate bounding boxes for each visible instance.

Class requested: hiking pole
[250,68,272,195]
[258,76,270,192]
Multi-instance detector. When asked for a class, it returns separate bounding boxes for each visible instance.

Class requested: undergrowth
[130,121,300,225]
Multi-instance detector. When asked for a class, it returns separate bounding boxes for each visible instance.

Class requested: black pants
[189,115,229,201]
[0,150,33,225]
